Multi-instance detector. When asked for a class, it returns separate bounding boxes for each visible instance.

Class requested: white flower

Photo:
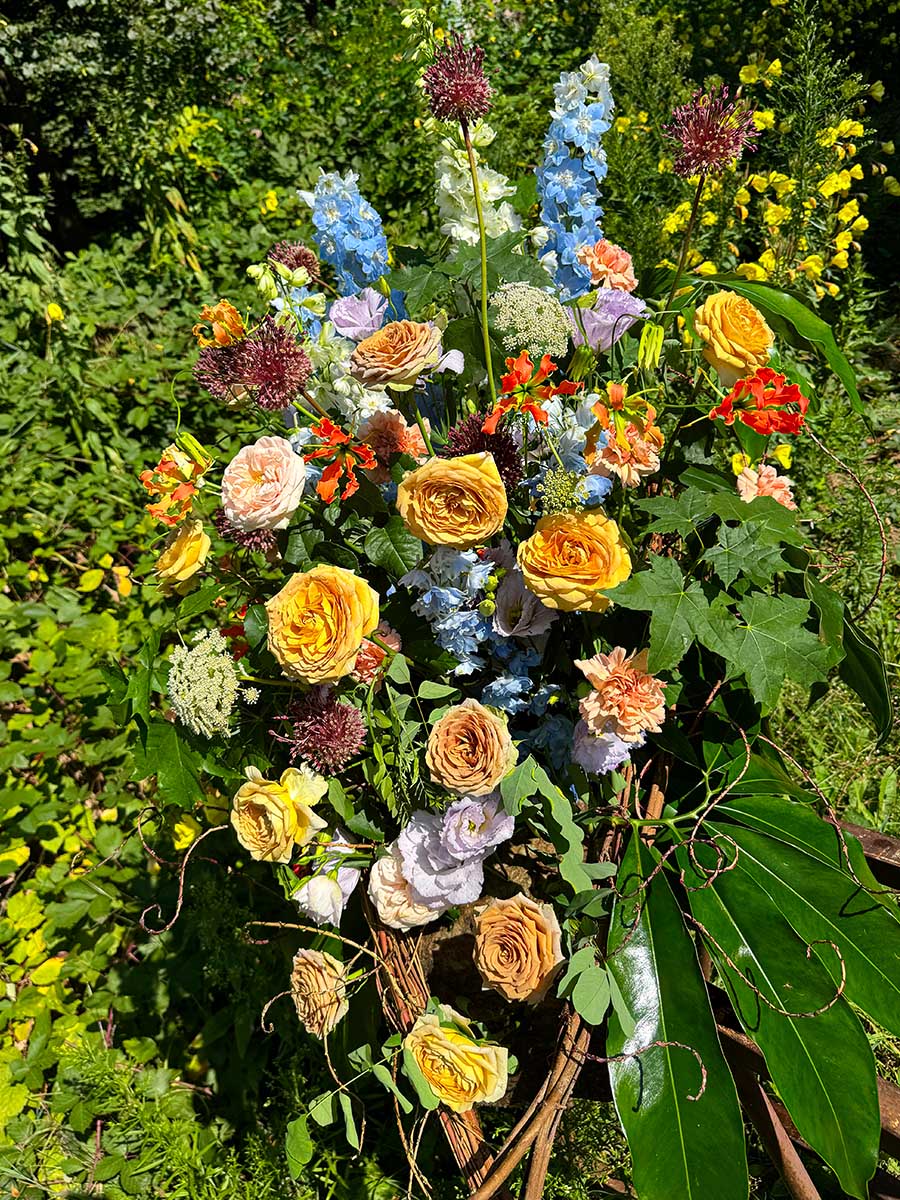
[295,831,361,927]
[167,630,252,739]
[368,845,440,931]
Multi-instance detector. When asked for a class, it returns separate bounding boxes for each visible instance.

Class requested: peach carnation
[352,621,402,685]
[576,239,637,291]
[736,463,797,510]
[588,412,665,489]
[358,411,429,484]
[574,648,667,743]
[221,435,306,531]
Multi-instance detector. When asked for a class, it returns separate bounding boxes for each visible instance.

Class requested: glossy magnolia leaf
[838,607,894,745]
[725,593,831,710]
[607,835,747,1200]
[710,816,900,1038]
[683,842,879,1198]
[802,569,846,669]
[364,517,422,577]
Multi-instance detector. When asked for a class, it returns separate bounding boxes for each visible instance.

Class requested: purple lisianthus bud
[435,348,465,374]
[572,719,633,776]
[567,291,647,353]
[397,811,485,908]
[493,569,558,637]
[440,793,514,862]
[329,288,388,341]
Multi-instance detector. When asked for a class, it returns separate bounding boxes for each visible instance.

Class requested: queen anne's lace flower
[167,630,252,738]
[490,283,570,359]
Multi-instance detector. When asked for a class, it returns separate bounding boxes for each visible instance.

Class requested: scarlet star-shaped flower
[303,417,377,503]
[482,351,580,435]
[709,368,810,436]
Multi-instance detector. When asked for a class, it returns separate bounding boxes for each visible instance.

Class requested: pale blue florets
[536,57,614,299]
[400,548,496,675]
[299,172,389,295]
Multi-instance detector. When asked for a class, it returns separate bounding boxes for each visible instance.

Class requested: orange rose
[693,291,774,386]
[396,453,507,550]
[426,699,517,796]
[349,320,443,390]
[474,894,564,1003]
[576,239,637,291]
[290,948,349,1038]
[266,564,379,683]
[517,510,631,613]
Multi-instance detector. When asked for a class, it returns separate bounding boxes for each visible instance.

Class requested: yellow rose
[426,698,517,796]
[693,290,774,386]
[230,765,327,863]
[290,948,349,1038]
[517,510,631,613]
[349,320,443,390]
[155,518,210,595]
[396,453,507,550]
[404,1005,508,1113]
[266,564,379,683]
[474,894,564,1003]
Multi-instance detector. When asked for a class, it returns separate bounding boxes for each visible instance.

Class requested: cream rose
[396,453,508,550]
[290,948,349,1038]
[426,699,517,796]
[367,845,439,931]
[155,518,210,595]
[693,290,774,387]
[349,320,443,390]
[474,894,564,1003]
[221,435,306,531]
[404,1005,508,1113]
[266,564,379,684]
[230,765,327,863]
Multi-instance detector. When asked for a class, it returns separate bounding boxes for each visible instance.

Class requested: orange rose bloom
[575,647,667,742]
[693,291,774,387]
[576,239,637,291]
[474,894,564,1003]
[426,699,517,796]
[517,511,631,613]
[396,453,507,550]
[349,320,443,390]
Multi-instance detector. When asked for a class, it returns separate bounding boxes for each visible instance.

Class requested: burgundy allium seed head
[267,241,321,281]
[213,509,278,554]
[664,86,759,178]
[239,316,312,411]
[194,341,247,403]
[422,33,493,124]
[273,687,367,774]
[442,413,523,491]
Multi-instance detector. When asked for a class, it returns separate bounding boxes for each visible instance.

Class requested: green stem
[413,403,435,457]
[460,119,497,405]
[664,172,707,319]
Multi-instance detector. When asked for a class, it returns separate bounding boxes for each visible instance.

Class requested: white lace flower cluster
[167,630,257,739]
[433,121,521,245]
[490,282,571,358]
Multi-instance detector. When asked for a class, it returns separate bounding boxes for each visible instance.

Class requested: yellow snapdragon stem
[461,119,497,405]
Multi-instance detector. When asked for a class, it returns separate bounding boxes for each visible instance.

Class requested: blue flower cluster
[300,171,389,295]
[536,57,614,299]
[400,549,496,676]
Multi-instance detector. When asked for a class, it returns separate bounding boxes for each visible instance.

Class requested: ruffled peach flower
[290,948,349,1039]
[574,648,667,743]
[349,320,443,390]
[352,621,402,685]
[576,239,637,291]
[588,410,665,489]
[222,435,306,531]
[358,411,429,484]
[426,699,517,796]
[474,894,564,1003]
[737,464,797,510]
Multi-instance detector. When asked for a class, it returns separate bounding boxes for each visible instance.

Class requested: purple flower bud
[493,569,558,638]
[572,719,633,775]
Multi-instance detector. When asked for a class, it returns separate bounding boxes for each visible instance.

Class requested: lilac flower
[440,794,514,862]
[397,811,485,908]
[295,832,361,927]
[567,290,647,353]
[329,288,388,340]
[493,570,558,638]
[572,719,633,775]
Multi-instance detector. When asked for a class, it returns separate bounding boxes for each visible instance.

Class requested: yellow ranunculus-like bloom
[230,765,327,863]
[155,519,210,595]
[426,698,517,796]
[396,453,507,551]
[517,510,632,613]
[693,291,774,387]
[404,1005,508,1113]
[266,564,379,684]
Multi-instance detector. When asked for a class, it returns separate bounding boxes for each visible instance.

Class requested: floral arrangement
[131,33,898,1200]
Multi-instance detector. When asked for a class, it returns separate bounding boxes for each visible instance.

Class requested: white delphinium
[433,120,521,245]
[490,283,571,358]
[167,630,255,739]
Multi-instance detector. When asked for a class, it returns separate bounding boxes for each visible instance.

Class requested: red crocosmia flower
[482,350,581,435]
[303,417,377,503]
[710,368,810,436]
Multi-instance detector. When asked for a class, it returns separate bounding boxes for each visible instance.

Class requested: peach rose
[576,239,637,291]
[426,699,517,796]
[737,463,797,510]
[266,564,379,683]
[368,844,439,931]
[693,291,774,387]
[221,435,306,531]
[349,320,443,390]
[155,518,211,595]
[396,453,508,550]
[290,948,349,1038]
[358,410,430,484]
[474,893,564,1003]
[352,621,401,686]
[517,511,632,613]
[404,1004,508,1112]
[575,647,666,742]
[230,765,327,863]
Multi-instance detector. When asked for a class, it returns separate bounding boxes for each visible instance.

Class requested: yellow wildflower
[740,64,760,84]
[695,261,718,275]
[753,110,775,131]
[759,249,777,274]
[831,250,849,269]
[798,254,824,281]
[834,230,852,251]
[731,453,752,476]
[767,58,783,77]
[771,444,793,469]
[764,203,791,226]
[700,210,718,226]
[614,116,632,134]
[837,199,859,223]
[658,156,674,174]
[769,172,795,198]
[748,173,769,192]
[736,262,768,280]
[881,141,895,155]
[885,176,900,196]
[826,282,840,297]
[870,81,885,101]
[46,303,64,322]
[851,215,869,233]
[849,163,863,180]
[735,186,751,205]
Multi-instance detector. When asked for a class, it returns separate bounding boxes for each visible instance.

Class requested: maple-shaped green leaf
[727,594,831,709]
[706,493,805,546]
[703,523,790,588]
[635,488,712,535]
[605,556,734,672]
[131,719,204,808]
